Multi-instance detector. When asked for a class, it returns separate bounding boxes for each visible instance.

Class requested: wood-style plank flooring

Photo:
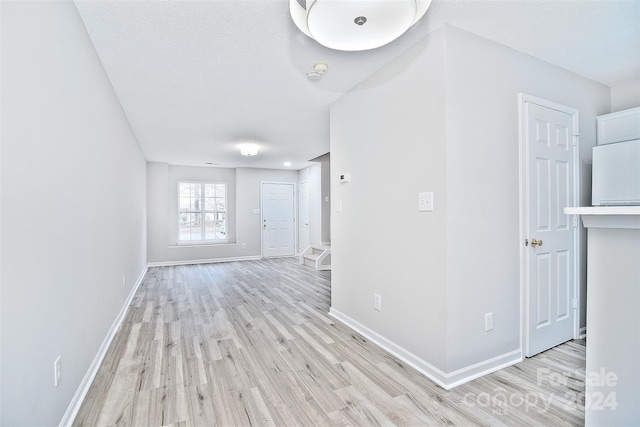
[74,258,586,426]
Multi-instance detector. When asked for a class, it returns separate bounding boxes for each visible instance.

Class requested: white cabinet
[596,107,640,145]
[564,207,640,426]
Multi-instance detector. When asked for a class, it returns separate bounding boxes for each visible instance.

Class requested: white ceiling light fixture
[239,143,259,156]
[290,0,433,51]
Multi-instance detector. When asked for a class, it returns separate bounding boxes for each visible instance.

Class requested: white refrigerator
[592,139,640,206]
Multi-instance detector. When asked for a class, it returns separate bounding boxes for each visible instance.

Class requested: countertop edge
[563,206,640,229]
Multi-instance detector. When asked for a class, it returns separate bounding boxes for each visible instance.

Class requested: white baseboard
[329,307,522,390]
[579,327,587,339]
[58,265,148,427]
[329,308,449,387]
[147,255,261,267]
[445,348,522,389]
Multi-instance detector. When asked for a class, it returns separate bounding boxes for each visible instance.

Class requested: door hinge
[573,217,578,227]
[573,298,577,309]
[572,134,579,146]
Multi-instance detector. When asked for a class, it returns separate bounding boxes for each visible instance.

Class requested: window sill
[172,240,230,248]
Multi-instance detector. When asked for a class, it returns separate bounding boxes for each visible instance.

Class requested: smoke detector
[307,62,329,81]
[313,62,328,74]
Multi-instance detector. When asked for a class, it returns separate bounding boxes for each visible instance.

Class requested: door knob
[530,238,543,247]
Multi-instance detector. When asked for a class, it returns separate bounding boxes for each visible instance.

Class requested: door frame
[298,179,310,254]
[518,93,581,357]
[260,181,297,258]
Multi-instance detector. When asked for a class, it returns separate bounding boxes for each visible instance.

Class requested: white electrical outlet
[373,294,382,311]
[242,243,246,249]
[54,356,61,387]
[418,192,434,212]
[485,312,494,331]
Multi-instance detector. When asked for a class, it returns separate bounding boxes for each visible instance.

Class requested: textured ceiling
[75,0,640,170]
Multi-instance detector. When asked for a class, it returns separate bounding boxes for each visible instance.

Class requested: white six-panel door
[523,98,578,357]
[262,183,295,258]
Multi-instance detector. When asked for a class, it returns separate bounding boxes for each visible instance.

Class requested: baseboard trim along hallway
[329,307,522,390]
[58,265,148,427]
[147,255,262,268]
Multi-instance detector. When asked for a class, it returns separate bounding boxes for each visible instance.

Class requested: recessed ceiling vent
[289,0,432,51]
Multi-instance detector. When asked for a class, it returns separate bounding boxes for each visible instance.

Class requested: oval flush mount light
[290,0,432,51]
[239,143,259,156]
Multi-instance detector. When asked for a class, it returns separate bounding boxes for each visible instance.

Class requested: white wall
[443,25,610,372]
[1,2,147,425]
[0,2,4,422]
[147,162,297,264]
[610,80,640,112]
[331,28,449,372]
[330,25,610,386]
[584,228,640,426]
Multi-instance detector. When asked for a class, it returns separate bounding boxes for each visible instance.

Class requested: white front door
[262,183,295,257]
[298,181,310,251]
[522,96,578,357]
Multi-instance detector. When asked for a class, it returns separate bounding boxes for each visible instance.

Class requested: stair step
[300,245,331,271]
[311,245,330,251]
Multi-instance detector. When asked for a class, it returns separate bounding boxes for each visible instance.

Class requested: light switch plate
[418,192,433,212]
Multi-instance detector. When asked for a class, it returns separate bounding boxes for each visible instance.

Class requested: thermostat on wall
[339,172,351,183]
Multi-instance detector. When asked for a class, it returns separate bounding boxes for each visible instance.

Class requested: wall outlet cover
[418,192,434,212]
[54,356,61,387]
[484,312,494,331]
[373,294,382,311]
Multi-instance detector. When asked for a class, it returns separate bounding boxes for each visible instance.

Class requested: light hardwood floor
[74,258,585,426]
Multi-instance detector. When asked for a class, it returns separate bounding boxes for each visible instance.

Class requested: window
[178,182,226,242]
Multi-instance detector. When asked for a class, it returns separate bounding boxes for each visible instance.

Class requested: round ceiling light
[289,0,432,51]
[239,143,259,156]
